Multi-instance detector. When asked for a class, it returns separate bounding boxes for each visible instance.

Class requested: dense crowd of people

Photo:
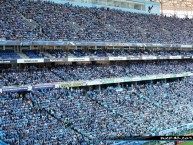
[47,49,193,58]
[0,92,89,144]
[1,78,193,144]
[1,66,62,86]
[1,60,193,86]
[0,0,193,44]
[88,78,193,136]
[2,0,193,144]
[0,0,42,40]
[2,49,193,59]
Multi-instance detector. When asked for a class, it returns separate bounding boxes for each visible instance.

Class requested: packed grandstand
[1,0,193,43]
[1,0,193,145]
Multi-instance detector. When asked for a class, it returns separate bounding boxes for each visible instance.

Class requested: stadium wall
[43,0,160,15]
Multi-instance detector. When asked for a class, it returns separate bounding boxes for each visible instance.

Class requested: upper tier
[1,0,193,44]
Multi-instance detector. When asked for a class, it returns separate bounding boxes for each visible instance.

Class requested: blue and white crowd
[44,49,193,58]
[2,0,193,144]
[2,49,193,59]
[0,0,193,44]
[0,92,89,144]
[1,78,193,144]
[1,60,193,86]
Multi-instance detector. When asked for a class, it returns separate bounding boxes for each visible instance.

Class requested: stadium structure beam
[155,0,193,17]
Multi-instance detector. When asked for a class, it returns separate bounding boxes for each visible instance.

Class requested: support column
[99,85,101,91]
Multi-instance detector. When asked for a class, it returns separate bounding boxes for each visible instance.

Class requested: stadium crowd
[0,0,193,44]
[2,0,193,144]
[0,92,89,144]
[1,60,193,86]
[0,0,42,40]
[1,78,193,144]
[88,78,193,137]
[48,49,193,58]
[2,49,193,59]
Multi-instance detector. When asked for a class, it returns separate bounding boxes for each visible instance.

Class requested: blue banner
[32,84,55,90]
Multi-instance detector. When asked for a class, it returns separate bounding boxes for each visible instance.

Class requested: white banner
[169,56,182,59]
[144,56,157,60]
[68,57,90,62]
[181,45,192,48]
[109,57,127,60]
[17,59,44,63]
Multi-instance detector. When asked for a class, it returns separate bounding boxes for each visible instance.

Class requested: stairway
[87,92,122,117]
[7,2,38,30]
[134,88,168,111]
[17,52,29,59]
[7,1,49,39]
[67,21,83,32]
[25,91,91,141]
[105,24,116,33]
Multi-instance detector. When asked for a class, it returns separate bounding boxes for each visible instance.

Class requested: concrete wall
[44,0,160,15]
